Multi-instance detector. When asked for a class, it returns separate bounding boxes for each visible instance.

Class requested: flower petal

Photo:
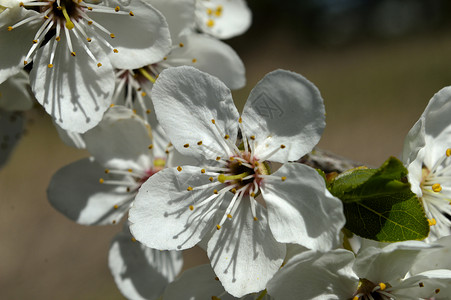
[267,249,358,300]
[262,163,345,251]
[30,35,115,133]
[148,0,196,38]
[167,33,246,90]
[90,0,171,69]
[130,166,230,250]
[109,224,183,300]
[394,270,451,299]
[83,106,153,170]
[0,70,33,111]
[241,70,325,163]
[47,157,130,225]
[207,201,285,297]
[151,66,239,160]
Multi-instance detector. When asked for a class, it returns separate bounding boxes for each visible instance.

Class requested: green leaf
[328,157,429,242]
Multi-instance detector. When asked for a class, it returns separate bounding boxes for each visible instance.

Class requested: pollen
[447,148,451,157]
[428,218,437,226]
[141,92,146,97]
[432,183,442,192]
[129,11,134,16]
[71,52,76,56]
[110,104,115,108]
[32,39,38,44]
[56,36,61,41]
[87,38,92,42]
[97,63,102,67]
[253,217,258,221]
[128,169,133,173]
[239,117,242,123]
[224,134,230,139]
[112,220,116,224]
[216,224,221,230]
[197,141,203,145]
[231,188,237,194]
[436,289,441,294]
[201,169,206,173]
[419,282,424,287]
[216,156,221,160]
[281,176,287,181]
[146,109,151,114]
[184,143,189,148]
[179,42,184,47]
[250,135,255,140]
[280,144,286,149]
[378,283,386,291]
[23,60,28,65]
[206,8,213,15]
[353,297,359,300]
[211,119,216,124]
[207,19,215,27]
[110,33,115,38]
[48,64,53,68]
[189,205,194,211]
[209,177,214,182]
[113,49,118,53]
[99,178,104,184]
[104,169,110,174]
[250,192,255,197]
[113,205,119,209]
[213,189,218,194]
[187,186,193,191]
[114,6,120,12]
[177,166,182,172]
[227,214,232,219]
[131,237,136,242]
[192,58,197,63]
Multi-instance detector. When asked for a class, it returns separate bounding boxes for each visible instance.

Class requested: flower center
[353,279,392,300]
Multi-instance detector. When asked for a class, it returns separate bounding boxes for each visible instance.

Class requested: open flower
[129,66,345,297]
[267,241,451,300]
[1,0,171,132]
[402,87,451,241]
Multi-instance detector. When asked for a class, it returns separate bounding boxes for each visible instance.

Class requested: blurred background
[3,0,451,298]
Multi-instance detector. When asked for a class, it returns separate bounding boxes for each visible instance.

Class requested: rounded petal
[410,235,451,275]
[394,270,451,299]
[83,106,153,170]
[90,0,172,69]
[241,70,325,163]
[30,35,115,133]
[262,163,345,251]
[47,157,130,225]
[151,66,239,160]
[163,264,236,300]
[148,0,196,38]
[109,225,183,300]
[0,110,24,168]
[267,249,358,300]
[167,33,245,90]
[130,166,230,250]
[195,0,251,39]
[0,70,33,111]
[207,201,285,298]
[0,7,38,84]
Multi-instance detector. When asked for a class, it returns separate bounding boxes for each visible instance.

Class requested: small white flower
[129,66,345,297]
[267,241,451,300]
[402,87,451,241]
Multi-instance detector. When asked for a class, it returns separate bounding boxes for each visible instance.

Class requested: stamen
[61,4,74,29]
[138,68,156,83]
[218,171,250,183]
[432,183,442,192]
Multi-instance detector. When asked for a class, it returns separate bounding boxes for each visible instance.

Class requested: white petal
[54,123,86,149]
[262,163,345,251]
[195,0,251,39]
[163,264,236,300]
[30,35,115,133]
[353,240,437,284]
[0,6,38,84]
[394,270,451,299]
[151,66,239,160]
[267,249,358,300]
[83,106,152,170]
[130,166,230,250]
[242,70,325,163]
[0,70,33,111]
[148,0,195,38]
[47,157,131,225]
[0,110,24,168]
[166,33,245,90]
[410,235,451,274]
[109,225,183,300]
[207,201,285,298]
[90,0,171,69]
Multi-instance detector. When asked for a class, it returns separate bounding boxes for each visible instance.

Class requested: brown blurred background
[3,0,451,298]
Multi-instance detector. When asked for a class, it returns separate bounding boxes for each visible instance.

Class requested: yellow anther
[48,64,53,68]
[128,169,133,173]
[213,189,218,194]
[113,49,118,53]
[216,156,221,161]
[280,144,286,149]
[432,183,442,192]
[239,117,242,123]
[184,143,189,148]
[147,144,153,150]
[189,205,194,211]
[146,109,151,114]
[141,92,147,97]
[224,134,230,139]
[231,188,237,194]
[353,297,359,300]
[207,19,215,27]
[192,58,197,63]
[216,224,221,230]
[131,237,136,242]
[419,282,424,287]
[114,6,120,12]
[112,220,116,224]
[435,289,441,294]
[7,26,13,31]
[250,135,255,140]
[110,33,115,38]
[71,51,76,56]
[227,214,232,219]
[23,60,28,65]
[110,104,115,108]
[163,57,167,60]
[211,119,216,124]
[206,8,213,15]
[32,39,38,44]
[104,169,110,174]
[86,37,92,42]
[197,141,203,145]
[129,11,134,16]
[177,166,182,172]
[378,283,386,291]
[215,5,223,17]
[97,63,102,67]
[214,277,219,281]
[250,192,255,197]
[126,187,131,192]
[99,178,104,183]
[201,169,206,173]
[209,177,214,182]
[179,42,184,47]
[56,36,61,41]
[87,6,92,10]
[187,186,193,191]
[44,15,49,19]
[281,176,287,181]
[113,204,119,209]
[428,218,437,226]
[88,21,93,25]
[447,148,451,157]
[253,217,258,221]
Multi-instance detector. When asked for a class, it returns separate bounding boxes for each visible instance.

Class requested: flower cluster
[4,1,451,300]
